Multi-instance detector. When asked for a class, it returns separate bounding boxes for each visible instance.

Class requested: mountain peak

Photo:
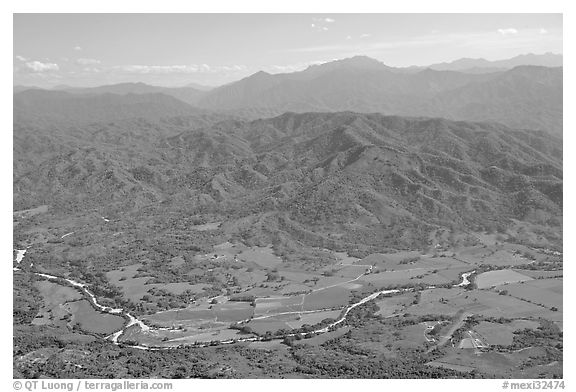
[251,70,272,78]
[304,56,390,74]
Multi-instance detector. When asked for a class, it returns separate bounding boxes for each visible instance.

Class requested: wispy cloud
[76,58,101,65]
[266,60,329,73]
[360,33,372,39]
[74,46,82,51]
[281,29,560,57]
[313,17,335,23]
[497,28,518,36]
[540,28,548,35]
[311,17,334,32]
[113,64,247,74]
[15,55,27,62]
[23,60,59,72]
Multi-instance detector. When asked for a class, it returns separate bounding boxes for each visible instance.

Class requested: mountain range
[14,54,563,136]
[13,108,562,250]
[417,52,563,73]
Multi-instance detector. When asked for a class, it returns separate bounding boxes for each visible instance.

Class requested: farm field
[142,300,254,326]
[32,280,83,327]
[475,269,533,289]
[292,327,351,346]
[375,292,417,317]
[455,246,534,267]
[429,347,561,378]
[106,263,211,302]
[63,300,125,334]
[494,279,562,310]
[302,286,352,311]
[406,286,556,320]
[472,320,540,346]
[359,268,435,287]
[513,269,563,279]
[238,245,282,268]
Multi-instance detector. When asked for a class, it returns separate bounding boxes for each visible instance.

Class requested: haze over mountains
[417,52,562,73]
[14,53,562,136]
[13,51,563,243]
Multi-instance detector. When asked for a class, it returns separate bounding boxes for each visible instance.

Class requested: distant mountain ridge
[13,53,563,135]
[13,89,203,125]
[196,58,562,136]
[425,52,563,73]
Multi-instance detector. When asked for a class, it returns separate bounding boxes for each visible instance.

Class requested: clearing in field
[285,309,341,329]
[292,327,351,346]
[375,292,417,317]
[239,245,282,268]
[254,295,304,316]
[333,251,360,266]
[406,286,555,319]
[475,269,533,289]
[32,280,83,327]
[513,269,562,279]
[495,279,562,310]
[359,268,435,288]
[107,263,210,301]
[473,320,540,346]
[64,300,125,334]
[302,286,351,311]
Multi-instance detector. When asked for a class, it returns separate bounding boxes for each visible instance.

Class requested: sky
[13,13,563,88]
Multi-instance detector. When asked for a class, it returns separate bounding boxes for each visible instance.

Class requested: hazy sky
[14,13,562,88]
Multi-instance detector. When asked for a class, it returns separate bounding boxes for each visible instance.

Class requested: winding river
[15,249,474,351]
[25,269,407,351]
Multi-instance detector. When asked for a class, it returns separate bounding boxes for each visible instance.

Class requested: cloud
[313,17,335,23]
[346,35,352,40]
[540,28,548,35]
[114,64,246,74]
[311,17,334,32]
[74,46,82,51]
[76,58,101,65]
[23,61,59,72]
[81,67,101,73]
[267,60,328,73]
[15,55,27,62]
[360,33,372,38]
[497,28,518,36]
[281,27,563,58]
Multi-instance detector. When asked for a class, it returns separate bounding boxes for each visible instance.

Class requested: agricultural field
[64,300,125,334]
[472,320,540,346]
[375,292,417,317]
[106,263,211,302]
[494,278,562,311]
[237,245,283,268]
[406,286,557,320]
[13,205,563,378]
[428,347,562,378]
[32,280,83,327]
[455,245,535,267]
[514,269,563,279]
[475,269,534,289]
